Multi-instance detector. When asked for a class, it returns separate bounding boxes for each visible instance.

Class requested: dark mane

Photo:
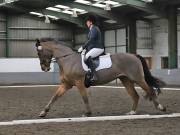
[39,38,72,48]
[39,38,55,42]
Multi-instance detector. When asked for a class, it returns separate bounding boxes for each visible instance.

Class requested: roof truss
[113,0,167,17]
[0,0,173,27]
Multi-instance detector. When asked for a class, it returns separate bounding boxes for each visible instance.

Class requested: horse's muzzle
[44,67,50,72]
[41,64,51,72]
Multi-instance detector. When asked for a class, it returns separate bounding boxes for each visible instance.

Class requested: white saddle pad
[81,51,112,71]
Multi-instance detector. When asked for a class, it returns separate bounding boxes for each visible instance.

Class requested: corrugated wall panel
[9,41,37,57]
[0,20,6,40]
[152,19,168,33]
[75,33,87,45]
[116,28,126,53]
[9,29,70,39]
[0,13,6,57]
[117,46,126,53]
[105,47,115,54]
[74,28,88,49]
[105,28,126,54]
[117,28,126,46]
[105,30,116,54]
[7,15,73,57]
[137,21,152,49]
[177,14,180,67]
[0,21,5,32]
[9,15,62,29]
[0,41,5,57]
[0,13,5,21]
[105,30,115,47]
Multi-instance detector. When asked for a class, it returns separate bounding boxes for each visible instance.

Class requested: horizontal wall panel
[137,21,152,49]
[0,31,6,39]
[8,40,73,57]
[9,29,71,40]
[0,41,5,57]
[0,14,73,58]
[0,14,6,39]
[9,15,63,29]
[75,33,87,45]
[9,41,37,57]
[105,47,115,54]
[0,13,6,57]
[0,13,5,20]
[104,30,115,47]
[117,28,126,46]
[152,19,168,33]
[0,22,5,31]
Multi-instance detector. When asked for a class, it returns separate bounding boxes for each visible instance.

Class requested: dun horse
[35,38,166,117]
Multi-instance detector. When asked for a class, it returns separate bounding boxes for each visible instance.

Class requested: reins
[51,52,76,63]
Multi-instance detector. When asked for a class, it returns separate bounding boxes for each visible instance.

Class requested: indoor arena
[0,0,180,134]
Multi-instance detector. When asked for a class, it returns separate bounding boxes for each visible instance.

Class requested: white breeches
[85,48,104,59]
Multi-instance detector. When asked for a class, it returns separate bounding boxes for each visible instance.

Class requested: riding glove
[78,46,83,53]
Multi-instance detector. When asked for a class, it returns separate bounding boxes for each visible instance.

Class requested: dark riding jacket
[82,25,104,52]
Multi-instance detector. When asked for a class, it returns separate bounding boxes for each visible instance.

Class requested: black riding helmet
[85,15,96,24]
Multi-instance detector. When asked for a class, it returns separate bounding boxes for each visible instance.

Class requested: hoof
[162,107,166,112]
[39,111,47,118]
[126,110,136,115]
[157,104,166,112]
[82,112,92,117]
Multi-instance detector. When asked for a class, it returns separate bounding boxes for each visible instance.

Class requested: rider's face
[86,20,92,28]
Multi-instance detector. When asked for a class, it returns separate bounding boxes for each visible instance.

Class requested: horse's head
[35,39,53,72]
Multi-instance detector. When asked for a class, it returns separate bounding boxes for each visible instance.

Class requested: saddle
[81,52,112,72]
[88,56,100,69]
[81,51,112,88]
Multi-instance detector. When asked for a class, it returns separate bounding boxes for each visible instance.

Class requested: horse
[35,38,166,117]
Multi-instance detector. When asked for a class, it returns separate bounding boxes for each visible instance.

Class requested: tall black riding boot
[86,57,98,82]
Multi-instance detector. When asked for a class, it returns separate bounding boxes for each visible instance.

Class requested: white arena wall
[1,13,180,85]
[1,58,180,86]
[0,59,59,85]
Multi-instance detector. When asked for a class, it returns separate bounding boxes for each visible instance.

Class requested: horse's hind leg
[39,84,72,117]
[76,80,92,117]
[120,77,139,115]
[137,80,166,112]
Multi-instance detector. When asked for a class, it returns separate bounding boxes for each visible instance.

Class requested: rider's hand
[78,46,83,53]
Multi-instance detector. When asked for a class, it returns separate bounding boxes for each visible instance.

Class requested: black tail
[136,54,166,95]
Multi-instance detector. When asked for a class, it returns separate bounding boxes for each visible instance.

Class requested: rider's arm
[82,27,98,50]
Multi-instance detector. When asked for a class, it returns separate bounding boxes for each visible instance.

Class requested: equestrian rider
[78,15,105,82]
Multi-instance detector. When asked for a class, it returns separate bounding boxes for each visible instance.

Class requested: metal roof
[0,0,180,28]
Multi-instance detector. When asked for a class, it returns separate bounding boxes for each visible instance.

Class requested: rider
[78,15,105,82]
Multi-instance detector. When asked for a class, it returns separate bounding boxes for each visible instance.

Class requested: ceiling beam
[42,10,84,27]
[66,2,130,24]
[113,0,167,17]
[47,0,131,24]
[154,0,180,5]
[0,2,85,27]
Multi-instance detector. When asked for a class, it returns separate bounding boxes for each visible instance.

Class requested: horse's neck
[52,44,74,58]
[55,51,81,74]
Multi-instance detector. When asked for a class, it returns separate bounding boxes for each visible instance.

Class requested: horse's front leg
[39,84,71,117]
[76,80,92,117]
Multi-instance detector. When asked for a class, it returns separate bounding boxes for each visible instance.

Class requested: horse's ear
[36,39,40,47]
[35,39,43,50]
